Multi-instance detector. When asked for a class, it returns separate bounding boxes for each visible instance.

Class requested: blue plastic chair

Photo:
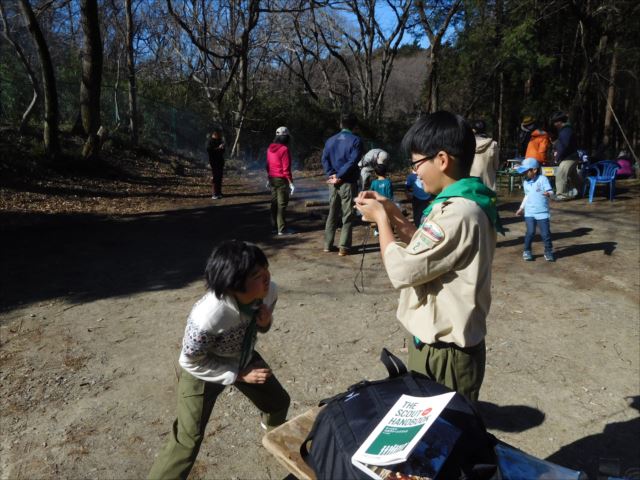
[582,160,620,202]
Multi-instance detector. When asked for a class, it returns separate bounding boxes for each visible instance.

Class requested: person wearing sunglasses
[355,111,503,403]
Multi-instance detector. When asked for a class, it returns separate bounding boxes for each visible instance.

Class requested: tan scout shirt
[384,197,496,348]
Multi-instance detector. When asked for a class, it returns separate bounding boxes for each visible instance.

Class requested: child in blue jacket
[516,158,555,262]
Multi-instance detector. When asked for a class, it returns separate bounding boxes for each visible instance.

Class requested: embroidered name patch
[422,221,445,243]
[408,221,445,253]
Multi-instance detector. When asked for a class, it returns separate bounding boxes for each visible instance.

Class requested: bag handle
[380,348,407,378]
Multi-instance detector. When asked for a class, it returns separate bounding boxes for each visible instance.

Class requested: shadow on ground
[546,396,640,479]
[496,227,593,249]
[0,199,325,315]
[477,401,545,433]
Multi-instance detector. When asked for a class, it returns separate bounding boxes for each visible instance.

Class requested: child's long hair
[205,240,268,298]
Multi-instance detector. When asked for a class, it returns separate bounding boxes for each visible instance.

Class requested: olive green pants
[148,354,290,480]
[324,181,358,250]
[408,338,486,402]
[269,177,290,233]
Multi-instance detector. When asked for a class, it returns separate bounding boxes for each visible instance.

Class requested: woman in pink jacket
[267,127,295,235]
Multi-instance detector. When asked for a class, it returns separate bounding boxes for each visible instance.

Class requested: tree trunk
[125,0,138,145]
[1,1,40,134]
[493,0,504,151]
[423,47,437,113]
[602,38,618,149]
[17,0,60,159]
[80,0,103,160]
[417,0,461,113]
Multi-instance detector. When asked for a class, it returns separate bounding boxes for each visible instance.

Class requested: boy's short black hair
[205,240,268,298]
[373,163,388,176]
[401,111,476,177]
[340,112,358,130]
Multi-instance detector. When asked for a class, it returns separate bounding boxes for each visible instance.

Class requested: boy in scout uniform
[355,111,502,402]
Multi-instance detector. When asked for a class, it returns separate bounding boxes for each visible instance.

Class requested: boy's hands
[516,208,524,216]
[255,304,272,329]
[237,365,272,384]
[355,191,389,223]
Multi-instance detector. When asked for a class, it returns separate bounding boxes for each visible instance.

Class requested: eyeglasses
[410,156,432,172]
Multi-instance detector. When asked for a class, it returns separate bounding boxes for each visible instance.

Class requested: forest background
[1,0,639,168]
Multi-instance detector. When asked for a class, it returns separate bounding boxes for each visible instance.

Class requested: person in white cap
[515,157,556,262]
[267,126,295,235]
[358,148,390,191]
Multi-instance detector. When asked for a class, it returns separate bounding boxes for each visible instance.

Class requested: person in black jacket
[207,128,226,199]
[550,112,580,199]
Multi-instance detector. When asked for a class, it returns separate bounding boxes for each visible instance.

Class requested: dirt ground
[1,156,639,480]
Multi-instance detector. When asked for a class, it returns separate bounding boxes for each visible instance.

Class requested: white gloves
[289,183,295,195]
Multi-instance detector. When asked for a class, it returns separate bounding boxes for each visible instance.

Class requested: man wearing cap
[550,112,580,199]
[358,148,390,191]
[321,112,363,256]
[518,116,536,157]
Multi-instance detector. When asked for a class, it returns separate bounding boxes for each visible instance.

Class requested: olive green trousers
[324,181,358,250]
[269,177,290,233]
[408,338,486,403]
[148,354,290,480]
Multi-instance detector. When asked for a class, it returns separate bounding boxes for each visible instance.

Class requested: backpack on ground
[300,348,498,480]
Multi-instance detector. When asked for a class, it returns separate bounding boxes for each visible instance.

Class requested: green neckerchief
[341,128,353,134]
[237,300,260,369]
[422,177,505,235]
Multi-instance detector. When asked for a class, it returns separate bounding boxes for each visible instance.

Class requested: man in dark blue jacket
[551,111,580,199]
[321,113,363,256]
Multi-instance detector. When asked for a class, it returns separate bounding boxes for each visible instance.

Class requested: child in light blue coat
[516,158,555,262]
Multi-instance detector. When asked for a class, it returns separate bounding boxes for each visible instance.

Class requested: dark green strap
[237,301,260,369]
[379,348,408,377]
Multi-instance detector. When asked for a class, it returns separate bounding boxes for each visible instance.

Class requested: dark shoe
[338,247,350,257]
[544,252,556,262]
[522,251,533,261]
[323,246,338,253]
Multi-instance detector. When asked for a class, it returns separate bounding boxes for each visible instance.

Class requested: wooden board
[262,406,323,480]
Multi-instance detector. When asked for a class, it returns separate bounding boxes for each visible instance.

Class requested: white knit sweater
[178,282,278,385]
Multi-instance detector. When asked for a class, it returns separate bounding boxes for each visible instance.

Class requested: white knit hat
[275,126,289,136]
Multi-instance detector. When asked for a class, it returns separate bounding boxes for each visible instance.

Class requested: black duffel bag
[300,348,497,480]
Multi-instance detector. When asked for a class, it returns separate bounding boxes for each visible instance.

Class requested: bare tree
[166,0,262,155]
[0,0,40,133]
[80,0,104,159]
[269,3,351,109]
[16,0,60,159]
[414,0,462,112]
[332,0,412,122]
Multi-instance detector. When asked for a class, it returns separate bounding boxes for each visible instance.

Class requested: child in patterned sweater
[148,240,290,480]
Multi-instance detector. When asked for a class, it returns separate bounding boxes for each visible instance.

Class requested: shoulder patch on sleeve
[408,221,445,253]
